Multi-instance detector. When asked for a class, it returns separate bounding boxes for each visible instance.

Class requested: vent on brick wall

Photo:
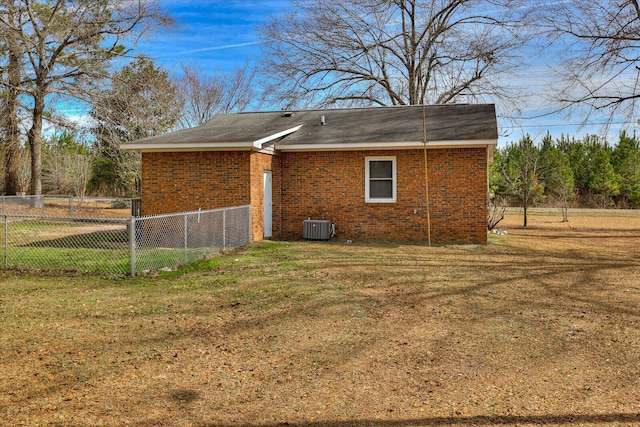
[303,220,331,240]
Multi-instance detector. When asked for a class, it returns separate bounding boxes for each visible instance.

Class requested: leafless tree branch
[260,0,533,112]
[539,0,640,126]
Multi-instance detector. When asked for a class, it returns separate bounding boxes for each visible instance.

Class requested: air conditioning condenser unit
[303,219,331,240]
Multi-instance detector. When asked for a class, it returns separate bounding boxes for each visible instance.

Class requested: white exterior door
[263,171,272,238]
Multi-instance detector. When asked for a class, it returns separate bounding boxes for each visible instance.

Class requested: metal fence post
[184,214,188,263]
[4,215,8,270]
[248,205,252,244]
[223,209,227,251]
[129,216,136,277]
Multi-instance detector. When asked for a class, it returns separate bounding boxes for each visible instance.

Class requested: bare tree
[42,146,94,199]
[540,1,640,124]
[539,134,575,221]
[174,63,223,129]
[487,195,507,231]
[0,0,171,196]
[174,62,261,129]
[42,131,94,199]
[259,0,532,109]
[493,136,545,228]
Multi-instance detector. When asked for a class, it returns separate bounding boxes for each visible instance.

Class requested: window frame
[365,156,397,203]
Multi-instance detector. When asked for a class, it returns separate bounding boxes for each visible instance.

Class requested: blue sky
[126,0,634,147]
[138,1,288,74]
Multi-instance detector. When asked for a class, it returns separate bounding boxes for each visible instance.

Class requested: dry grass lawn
[1,209,640,426]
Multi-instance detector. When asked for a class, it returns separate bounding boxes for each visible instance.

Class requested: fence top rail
[2,213,129,222]
[136,205,251,221]
[1,195,139,201]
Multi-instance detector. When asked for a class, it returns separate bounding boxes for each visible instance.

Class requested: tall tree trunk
[28,90,44,196]
[3,37,21,195]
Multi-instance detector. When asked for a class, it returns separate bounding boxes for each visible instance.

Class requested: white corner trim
[252,124,303,149]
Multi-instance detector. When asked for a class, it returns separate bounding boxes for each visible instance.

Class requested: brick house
[121,104,498,244]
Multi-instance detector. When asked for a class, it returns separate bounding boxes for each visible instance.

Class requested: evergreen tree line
[491,131,640,220]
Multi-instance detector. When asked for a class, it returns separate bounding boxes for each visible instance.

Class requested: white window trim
[365,156,397,203]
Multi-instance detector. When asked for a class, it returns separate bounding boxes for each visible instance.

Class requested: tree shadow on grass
[18,229,129,249]
[10,235,640,427]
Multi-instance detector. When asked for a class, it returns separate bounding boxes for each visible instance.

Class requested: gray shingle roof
[121,104,497,150]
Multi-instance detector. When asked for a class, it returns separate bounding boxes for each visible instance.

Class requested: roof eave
[276,139,497,152]
[121,139,497,153]
[121,124,305,153]
[120,141,255,152]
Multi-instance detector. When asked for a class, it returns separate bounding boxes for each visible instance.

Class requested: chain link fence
[0,197,251,276]
[131,206,251,276]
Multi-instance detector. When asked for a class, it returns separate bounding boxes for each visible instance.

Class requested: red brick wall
[279,148,488,244]
[140,151,250,215]
[249,152,281,241]
[140,147,488,244]
[428,148,488,244]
